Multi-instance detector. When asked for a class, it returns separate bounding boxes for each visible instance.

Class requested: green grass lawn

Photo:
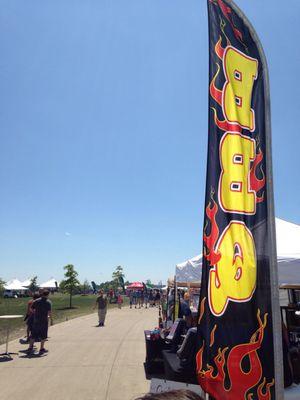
[0,293,128,345]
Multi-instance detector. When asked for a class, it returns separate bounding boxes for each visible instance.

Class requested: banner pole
[227,2,284,398]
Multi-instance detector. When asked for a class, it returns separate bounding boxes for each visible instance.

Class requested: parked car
[3,290,18,298]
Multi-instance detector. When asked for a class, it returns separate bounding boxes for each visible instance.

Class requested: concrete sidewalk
[0,306,157,400]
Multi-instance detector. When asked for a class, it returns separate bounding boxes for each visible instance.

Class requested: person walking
[94,290,108,326]
[129,290,134,309]
[136,290,142,309]
[140,290,145,308]
[149,289,154,307]
[155,290,161,307]
[24,292,40,342]
[133,290,138,308]
[144,290,149,309]
[161,293,168,321]
[26,289,53,355]
[117,293,123,309]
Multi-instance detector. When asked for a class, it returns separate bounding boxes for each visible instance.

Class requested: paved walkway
[0,306,157,400]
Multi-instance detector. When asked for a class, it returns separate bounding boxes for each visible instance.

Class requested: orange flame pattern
[198,297,206,324]
[196,311,274,400]
[203,197,221,266]
[210,324,217,347]
[210,0,244,44]
[250,148,266,203]
[210,64,223,107]
[211,107,242,133]
[215,36,226,60]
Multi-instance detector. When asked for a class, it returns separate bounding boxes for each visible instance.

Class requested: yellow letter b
[219,132,256,214]
[223,46,258,132]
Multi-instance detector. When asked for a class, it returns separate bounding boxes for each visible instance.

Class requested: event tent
[176,255,202,284]
[176,217,300,285]
[127,282,144,289]
[39,278,59,290]
[4,279,27,291]
[276,218,300,285]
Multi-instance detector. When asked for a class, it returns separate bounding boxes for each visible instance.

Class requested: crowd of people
[128,289,164,309]
[21,286,170,354]
[17,288,205,398]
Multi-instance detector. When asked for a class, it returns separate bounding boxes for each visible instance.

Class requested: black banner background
[196,1,277,399]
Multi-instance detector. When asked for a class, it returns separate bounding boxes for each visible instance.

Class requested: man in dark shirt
[93,290,108,326]
[27,289,52,355]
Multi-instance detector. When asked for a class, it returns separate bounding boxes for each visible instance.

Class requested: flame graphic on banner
[250,148,266,203]
[209,21,266,200]
[210,324,217,347]
[198,297,206,324]
[196,310,274,400]
[211,107,242,133]
[215,36,226,60]
[203,195,221,265]
[210,63,223,107]
[209,0,244,44]
[209,31,244,133]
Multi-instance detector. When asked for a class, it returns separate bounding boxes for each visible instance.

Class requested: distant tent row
[176,218,300,286]
[4,279,27,291]
[4,278,59,291]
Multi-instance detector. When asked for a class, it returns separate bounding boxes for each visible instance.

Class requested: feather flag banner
[196,1,283,398]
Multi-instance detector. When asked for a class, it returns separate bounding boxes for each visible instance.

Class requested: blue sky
[0,0,299,284]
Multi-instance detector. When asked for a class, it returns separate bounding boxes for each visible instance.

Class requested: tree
[112,266,125,293]
[28,276,38,293]
[80,279,91,295]
[112,265,124,281]
[0,278,5,297]
[60,264,80,308]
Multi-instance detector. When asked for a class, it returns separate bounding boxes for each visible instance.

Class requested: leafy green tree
[80,279,91,295]
[146,279,153,287]
[28,276,38,293]
[99,280,116,292]
[0,278,5,297]
[112,266,125,292]
[60,264,80,308]
[112,266,124,281]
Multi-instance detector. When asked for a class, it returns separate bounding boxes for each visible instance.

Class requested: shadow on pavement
[0,356,14,362]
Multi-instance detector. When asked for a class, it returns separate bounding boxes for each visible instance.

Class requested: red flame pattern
[250,148,265,203]
[211,107,242,133]
[215,36,226,60]
[210,64,223,107]
[203,197,221,266]
[196,311,274,400]
[210,0,244,43]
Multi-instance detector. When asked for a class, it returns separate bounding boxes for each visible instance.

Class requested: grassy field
[0,293,128,345]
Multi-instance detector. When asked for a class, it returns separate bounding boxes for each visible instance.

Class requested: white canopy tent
[176,255,202,284]
[176,217,300,285]
[4,279,27,291]
[39,278,59,290]
[276,218,300,285]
